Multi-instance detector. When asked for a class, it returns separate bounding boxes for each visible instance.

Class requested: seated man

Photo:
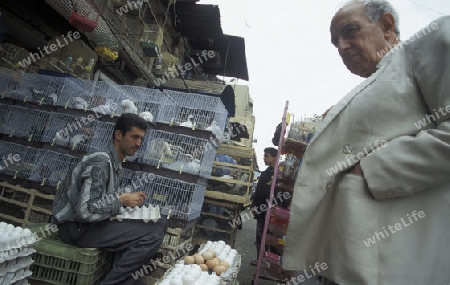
[53,113,167,285]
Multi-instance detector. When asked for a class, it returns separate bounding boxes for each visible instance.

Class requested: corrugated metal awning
[174,3,249,81]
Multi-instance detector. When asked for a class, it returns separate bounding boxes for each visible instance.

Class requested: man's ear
[380,13,396,38]
[114,130,122,141]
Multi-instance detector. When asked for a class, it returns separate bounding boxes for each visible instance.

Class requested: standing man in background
[250,147,277,266]
[283,1,450,284]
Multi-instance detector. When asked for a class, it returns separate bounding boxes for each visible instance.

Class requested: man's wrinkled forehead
[331,2,367,28]
[330,3,368,37]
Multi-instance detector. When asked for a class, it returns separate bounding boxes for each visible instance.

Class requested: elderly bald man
[283,1,450,285]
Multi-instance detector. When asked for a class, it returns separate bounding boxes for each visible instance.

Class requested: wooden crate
[0,181,54,226]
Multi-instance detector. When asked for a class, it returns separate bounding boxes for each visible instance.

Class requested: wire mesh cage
[137,129,217,178]
[28,150,80,188]
[120,169,207,221]
[0,103,13,135]
[43,112,97,152]
[89,121,115,153]
[0,69,28,99]
[117,85,178,124]
[0,141,39,180]
[162,90,228,131]
[2,105,51,143]
[3,73,91,107]
[89,81,128,116]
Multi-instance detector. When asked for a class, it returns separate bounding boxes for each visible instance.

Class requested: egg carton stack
[0,222,37,285]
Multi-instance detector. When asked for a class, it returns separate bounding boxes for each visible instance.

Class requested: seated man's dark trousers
[58,216,168,285]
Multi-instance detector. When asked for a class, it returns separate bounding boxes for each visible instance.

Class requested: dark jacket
[252,166,274,219]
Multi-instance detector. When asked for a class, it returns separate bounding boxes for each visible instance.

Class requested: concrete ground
[233,208,321,285]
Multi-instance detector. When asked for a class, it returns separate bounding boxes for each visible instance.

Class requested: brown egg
[201,251,213,261]
[199,264,208,271]
[219,260,230,270]
[206,249,217,258]
[213,265,227,276]
[193,254,204,264]
[184,255,195,265]
[206,259,219,270]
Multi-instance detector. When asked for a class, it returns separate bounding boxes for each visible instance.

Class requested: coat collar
[307,52,395,148]
[108,144,122,172]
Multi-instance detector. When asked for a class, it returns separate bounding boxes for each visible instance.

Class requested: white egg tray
[0,248,36,263]
[110,205,161,223]
[0,255,33,285]
[0,223,36,253]
[156,263,225,285]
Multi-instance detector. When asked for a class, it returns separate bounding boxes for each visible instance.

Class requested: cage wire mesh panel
[53,77,93,110]
[0,141,39,180]
[52,78,95,111]
[0,69,27,99]
[117,85,178,124]
[137,129,217,178]
[162,90,228,131]
[120,169,207,221]
[0,103,13,135]
[89,121,115,152]
[3,105,51,142]
[11,73,69,106]
[43,112,97,152]
[89,81,129,116]
[28,150,80,188]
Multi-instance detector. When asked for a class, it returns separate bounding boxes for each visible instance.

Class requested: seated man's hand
[119,192,147,207]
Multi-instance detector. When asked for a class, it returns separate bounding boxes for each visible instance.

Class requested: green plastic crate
[27,224,112,285]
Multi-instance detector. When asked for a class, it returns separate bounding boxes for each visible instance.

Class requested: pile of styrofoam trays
[0,222,37,285]
[110,205,161,223]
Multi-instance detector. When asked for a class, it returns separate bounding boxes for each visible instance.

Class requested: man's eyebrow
[340,22,360,34]
[331,21,360,46]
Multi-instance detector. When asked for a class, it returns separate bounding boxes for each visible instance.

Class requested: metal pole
[253,100,289,284]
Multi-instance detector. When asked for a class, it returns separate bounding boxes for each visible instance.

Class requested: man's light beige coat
[283,16,450,285]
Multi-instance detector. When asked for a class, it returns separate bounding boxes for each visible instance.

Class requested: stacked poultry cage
[0,69,228,277]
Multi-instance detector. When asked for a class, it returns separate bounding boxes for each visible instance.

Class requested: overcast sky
[201,0,449,168]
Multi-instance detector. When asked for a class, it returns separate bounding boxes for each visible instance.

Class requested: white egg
[185,268,201,280]
[218,240,225,245]
[182,274,196,285]
[170,276,183,285]
[5,224,14,233]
